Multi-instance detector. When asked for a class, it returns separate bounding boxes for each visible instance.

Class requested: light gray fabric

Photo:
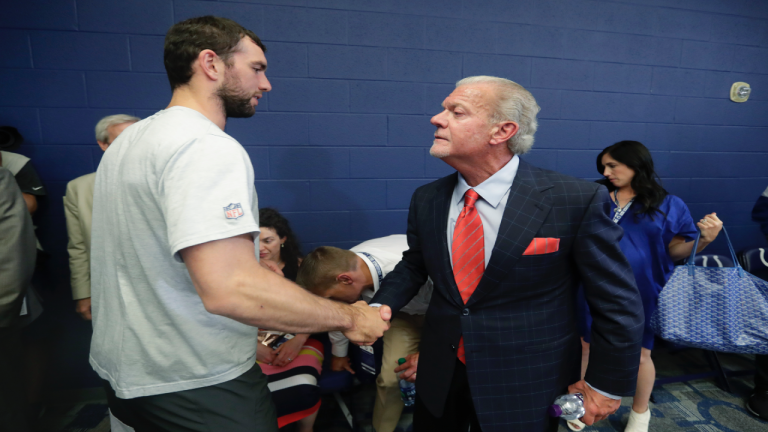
[0,168,36,327]
[89,107,261,399]
[0,151,29,176]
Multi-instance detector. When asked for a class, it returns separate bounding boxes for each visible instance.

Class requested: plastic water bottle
[397,358,416,407]
[548,393,585,420]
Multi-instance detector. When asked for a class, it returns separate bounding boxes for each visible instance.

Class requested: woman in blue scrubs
[572,141,722,432]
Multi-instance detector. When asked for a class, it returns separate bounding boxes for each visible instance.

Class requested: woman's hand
[273,334,309,367]
[256,343,277,365]
[697,213,723,245]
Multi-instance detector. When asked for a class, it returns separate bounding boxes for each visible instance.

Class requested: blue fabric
[580,195,698,349]
[650,228,768,354]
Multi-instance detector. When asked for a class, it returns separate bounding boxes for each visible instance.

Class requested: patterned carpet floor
[35,348,767,432]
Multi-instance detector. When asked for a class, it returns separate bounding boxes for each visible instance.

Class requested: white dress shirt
[330,235,433,357]
[446,155,619,400]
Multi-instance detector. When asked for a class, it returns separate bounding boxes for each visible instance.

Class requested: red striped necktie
[452,189,484,364]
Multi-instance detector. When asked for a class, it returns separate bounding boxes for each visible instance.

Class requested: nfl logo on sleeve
[224,203,244,220]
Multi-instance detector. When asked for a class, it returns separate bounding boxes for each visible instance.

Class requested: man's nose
[431,111,446,127]
[260,75,272,92]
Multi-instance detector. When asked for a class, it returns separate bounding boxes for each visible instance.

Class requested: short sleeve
[14,162,46,195]
[160,132,259,262]
[668,196,698,242]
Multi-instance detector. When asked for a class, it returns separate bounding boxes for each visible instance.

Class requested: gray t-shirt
[89,106,260,399]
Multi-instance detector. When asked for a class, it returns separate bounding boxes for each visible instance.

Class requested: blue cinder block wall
[2,0,767,389]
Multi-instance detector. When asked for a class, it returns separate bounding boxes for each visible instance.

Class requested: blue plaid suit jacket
[371,160,644,432]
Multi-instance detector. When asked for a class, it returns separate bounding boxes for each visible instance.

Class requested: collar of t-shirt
[447,155,520,265]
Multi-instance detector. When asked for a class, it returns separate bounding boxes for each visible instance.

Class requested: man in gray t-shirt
[90,16,391,432]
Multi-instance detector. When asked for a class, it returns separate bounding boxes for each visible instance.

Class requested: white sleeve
[160,133,259,262]
[329,330,350,357]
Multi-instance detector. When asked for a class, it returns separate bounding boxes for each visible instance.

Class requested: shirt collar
[355,252,381,293]
[453,155,519,209]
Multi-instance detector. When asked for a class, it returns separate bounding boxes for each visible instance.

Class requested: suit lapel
[431,173,465,307]
[466,160,554,307]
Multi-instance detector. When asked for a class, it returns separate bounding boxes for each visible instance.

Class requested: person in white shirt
[89,16,390,432]
[297,235,432,432]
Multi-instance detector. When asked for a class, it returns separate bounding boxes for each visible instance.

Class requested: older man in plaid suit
[370,76,644,432]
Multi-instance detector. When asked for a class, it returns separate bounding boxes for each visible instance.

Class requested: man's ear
[195,49,224,82]
[489,121,519,146]
[336,273,354,285]
[96,140,109,151]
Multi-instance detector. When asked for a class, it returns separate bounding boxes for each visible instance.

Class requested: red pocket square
[523,238,560,255]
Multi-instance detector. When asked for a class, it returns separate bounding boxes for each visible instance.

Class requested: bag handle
[686,226,745,277]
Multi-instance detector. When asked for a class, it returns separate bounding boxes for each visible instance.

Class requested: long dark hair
[259,208,303,281]
[596,140,667,219]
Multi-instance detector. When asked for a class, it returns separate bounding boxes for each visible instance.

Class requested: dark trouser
[104,362,278,432]
[0,326,29,432]
[413,359,483,432]
[755,355,768,393]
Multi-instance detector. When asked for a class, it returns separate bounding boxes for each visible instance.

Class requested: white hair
[455,76,540,155]
[95,114,140,143]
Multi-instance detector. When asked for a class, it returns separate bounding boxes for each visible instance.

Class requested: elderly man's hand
[567,380,621,425]
[75,298,92,320]
[393,352,419,383]
[342,301,391,345]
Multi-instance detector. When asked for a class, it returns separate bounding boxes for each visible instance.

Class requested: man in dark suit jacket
[371,76,644,432]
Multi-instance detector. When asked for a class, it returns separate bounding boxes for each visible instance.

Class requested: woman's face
[601,153,635,190]
[259,227,285,263]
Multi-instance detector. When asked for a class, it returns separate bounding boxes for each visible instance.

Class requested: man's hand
[567,380,621,426]
[331,355,355,374]
[75,298,92,321]
[393,352,419,383]
[342,301,391,345]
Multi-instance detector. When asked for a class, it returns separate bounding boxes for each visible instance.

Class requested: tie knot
[464,189,480,208]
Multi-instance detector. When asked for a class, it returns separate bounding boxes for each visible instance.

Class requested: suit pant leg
[413,359,481,432]
[0,325,29,432]
[372,312,424,432]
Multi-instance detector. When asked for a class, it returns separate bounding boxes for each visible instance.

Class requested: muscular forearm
[207,264,356,333]
[183,234,390,343]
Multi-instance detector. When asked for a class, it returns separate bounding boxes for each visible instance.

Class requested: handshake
[341,301,392,345]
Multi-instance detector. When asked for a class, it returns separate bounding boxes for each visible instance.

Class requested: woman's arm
[668,213,723,261]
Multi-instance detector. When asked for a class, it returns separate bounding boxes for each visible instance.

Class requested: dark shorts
[105,362,278,432]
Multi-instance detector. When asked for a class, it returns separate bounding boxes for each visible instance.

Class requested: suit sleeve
[370,189,431,314]
[575,186,644,396]
[64,182,91,300]
[0,168,36,326]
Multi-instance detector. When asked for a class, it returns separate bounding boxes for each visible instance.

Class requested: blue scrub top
[580,194,698,349]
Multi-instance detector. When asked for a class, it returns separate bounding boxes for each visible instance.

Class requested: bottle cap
[547,405,563,417]
[398,358,407,365]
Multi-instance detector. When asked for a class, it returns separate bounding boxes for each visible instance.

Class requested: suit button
[462,308,470,316]
[451,344,456,350]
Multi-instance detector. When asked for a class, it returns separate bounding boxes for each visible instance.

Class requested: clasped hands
[342,301,391,345]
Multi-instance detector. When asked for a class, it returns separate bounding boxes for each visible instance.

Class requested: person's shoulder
[150,108,243,155]
[662,194,689,213]
[66,172,96,195]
